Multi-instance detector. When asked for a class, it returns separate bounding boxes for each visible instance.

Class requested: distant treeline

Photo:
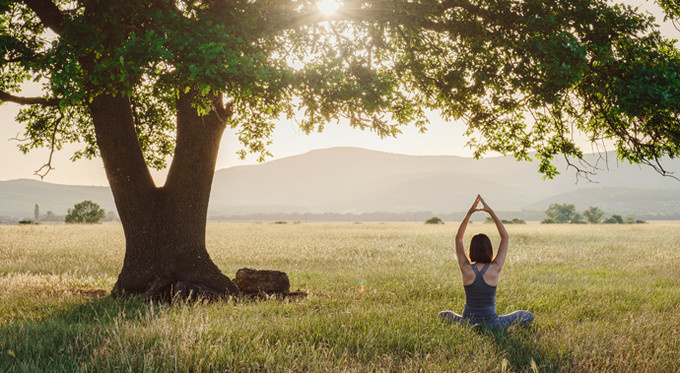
[209,210,547,223]
[0,205,118,225]
[209,209,680,223]
[5,209,678,225]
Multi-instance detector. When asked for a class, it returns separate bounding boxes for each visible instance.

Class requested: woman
[439,195,534,329]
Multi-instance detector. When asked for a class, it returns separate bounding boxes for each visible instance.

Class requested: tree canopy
[2,0,680,179]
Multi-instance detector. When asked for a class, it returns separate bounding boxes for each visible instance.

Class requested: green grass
[1,221,679,372]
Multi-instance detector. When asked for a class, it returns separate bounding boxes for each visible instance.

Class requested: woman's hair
[469,233,493,263]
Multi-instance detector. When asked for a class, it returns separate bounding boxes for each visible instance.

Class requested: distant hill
[209,147,680,218]
[0,179,115,219]
[2,147,680,220]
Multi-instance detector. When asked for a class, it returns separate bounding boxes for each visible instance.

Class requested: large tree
[2,0,679,299]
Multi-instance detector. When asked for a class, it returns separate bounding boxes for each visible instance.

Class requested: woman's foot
[438,310,463,323]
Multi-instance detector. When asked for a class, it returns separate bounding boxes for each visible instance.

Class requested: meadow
[0,221,679,372]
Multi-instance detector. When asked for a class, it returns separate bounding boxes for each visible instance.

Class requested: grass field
[1,221,679,372]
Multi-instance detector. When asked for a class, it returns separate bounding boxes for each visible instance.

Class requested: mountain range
[2,147,680,220]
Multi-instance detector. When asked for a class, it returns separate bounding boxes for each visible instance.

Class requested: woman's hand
[467,195,482,214]
[477,195,493,213]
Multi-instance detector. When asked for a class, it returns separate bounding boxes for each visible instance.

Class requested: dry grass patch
[1,221,679,371]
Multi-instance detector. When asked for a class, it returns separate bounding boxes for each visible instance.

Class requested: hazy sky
[1,0,678,186]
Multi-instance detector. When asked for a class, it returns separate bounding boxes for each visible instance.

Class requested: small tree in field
[65,201,106,224]
[545,203,577,223]
[583,206,606,224]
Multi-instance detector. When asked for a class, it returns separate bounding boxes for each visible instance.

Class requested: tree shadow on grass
[0,288,310,371]
[472,324,571,372]
[0,294,151,372]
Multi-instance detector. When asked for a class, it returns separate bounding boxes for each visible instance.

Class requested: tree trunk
[89,91,239,300]
[110,192,240,300]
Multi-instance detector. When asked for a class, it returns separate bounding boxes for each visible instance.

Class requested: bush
[570,213,586,224]
[623,216,646,224]
[501,218,526,224]
[541,218,556,224]
[487,217,525,224]
[600,214,645,224]
[425,217,444,224]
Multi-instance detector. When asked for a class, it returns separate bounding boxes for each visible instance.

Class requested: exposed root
[112,268,300,303]
[239,289,309,302]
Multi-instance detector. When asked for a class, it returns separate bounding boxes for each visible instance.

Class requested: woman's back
[462,263,498,321]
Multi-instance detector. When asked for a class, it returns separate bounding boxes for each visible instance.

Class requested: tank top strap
[471,263,490,276]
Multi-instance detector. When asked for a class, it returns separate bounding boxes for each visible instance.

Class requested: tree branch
[0,91,60,106]
[34,111,63,179]
[22,0,66,35]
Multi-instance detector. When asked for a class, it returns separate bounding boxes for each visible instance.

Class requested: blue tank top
[462,263,498,321]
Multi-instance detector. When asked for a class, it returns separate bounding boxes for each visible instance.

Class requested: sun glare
[318,0,340,16]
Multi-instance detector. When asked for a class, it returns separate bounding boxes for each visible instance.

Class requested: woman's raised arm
[479,196,509,269]
[455,195,481,269]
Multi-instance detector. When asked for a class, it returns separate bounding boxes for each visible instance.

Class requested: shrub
[602,214,645,224]
[501,218,526,224]
[570,213,586,224]
[425,217,444,224]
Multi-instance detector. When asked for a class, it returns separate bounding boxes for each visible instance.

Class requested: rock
[234,268,290,294]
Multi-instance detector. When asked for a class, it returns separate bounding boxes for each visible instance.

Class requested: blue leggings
[438,310,534,329]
